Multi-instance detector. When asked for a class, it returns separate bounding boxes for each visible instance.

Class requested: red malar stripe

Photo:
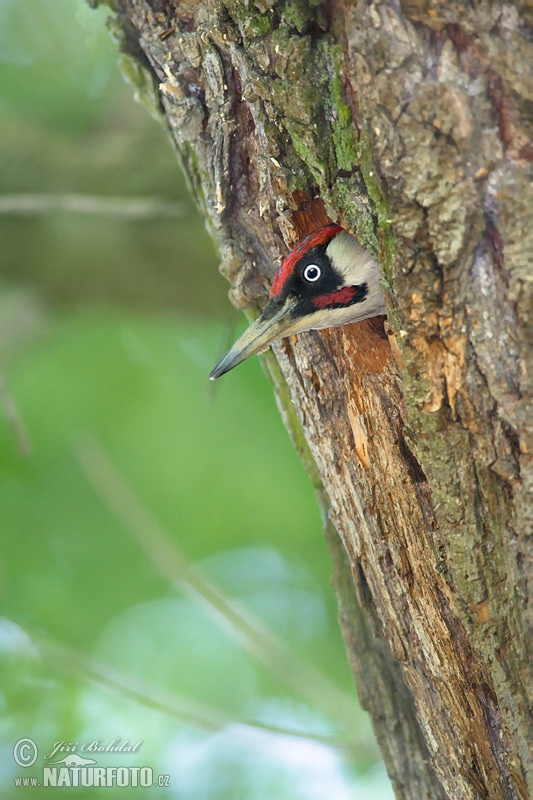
[271,224,343,296]
[312,286,358,309]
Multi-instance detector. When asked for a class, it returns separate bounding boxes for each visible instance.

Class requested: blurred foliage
[0,1,393,798]
[0,0,223,313]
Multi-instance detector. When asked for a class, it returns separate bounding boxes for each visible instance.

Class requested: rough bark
[96,1,532,797]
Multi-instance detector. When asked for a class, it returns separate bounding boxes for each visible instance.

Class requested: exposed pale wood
[102,1,532,796]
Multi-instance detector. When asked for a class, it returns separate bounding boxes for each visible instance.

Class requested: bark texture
[99,1,532,797]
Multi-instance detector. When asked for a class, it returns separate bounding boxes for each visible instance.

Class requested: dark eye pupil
[304,264,320,282]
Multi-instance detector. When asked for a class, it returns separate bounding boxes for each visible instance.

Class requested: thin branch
[0,193,186,220]
[75,437,360,732]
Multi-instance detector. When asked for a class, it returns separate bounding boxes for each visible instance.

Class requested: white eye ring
[303,264,321,282]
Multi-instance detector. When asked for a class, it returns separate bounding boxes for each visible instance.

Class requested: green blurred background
[0,1,393,797]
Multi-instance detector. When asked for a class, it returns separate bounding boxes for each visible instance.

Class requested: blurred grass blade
[0,373,31,455]
[22,624,363,751]
[76,437,358,732]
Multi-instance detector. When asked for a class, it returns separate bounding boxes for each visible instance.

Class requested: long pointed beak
[210,300,297,380]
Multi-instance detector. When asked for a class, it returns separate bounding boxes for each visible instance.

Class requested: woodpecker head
[210,224,385,380]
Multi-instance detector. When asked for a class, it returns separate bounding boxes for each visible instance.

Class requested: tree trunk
[97,1,532,797]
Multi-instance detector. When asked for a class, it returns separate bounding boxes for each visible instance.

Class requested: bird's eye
[303,264,321,283]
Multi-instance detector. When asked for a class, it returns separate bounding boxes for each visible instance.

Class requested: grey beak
[210,300,297,380]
